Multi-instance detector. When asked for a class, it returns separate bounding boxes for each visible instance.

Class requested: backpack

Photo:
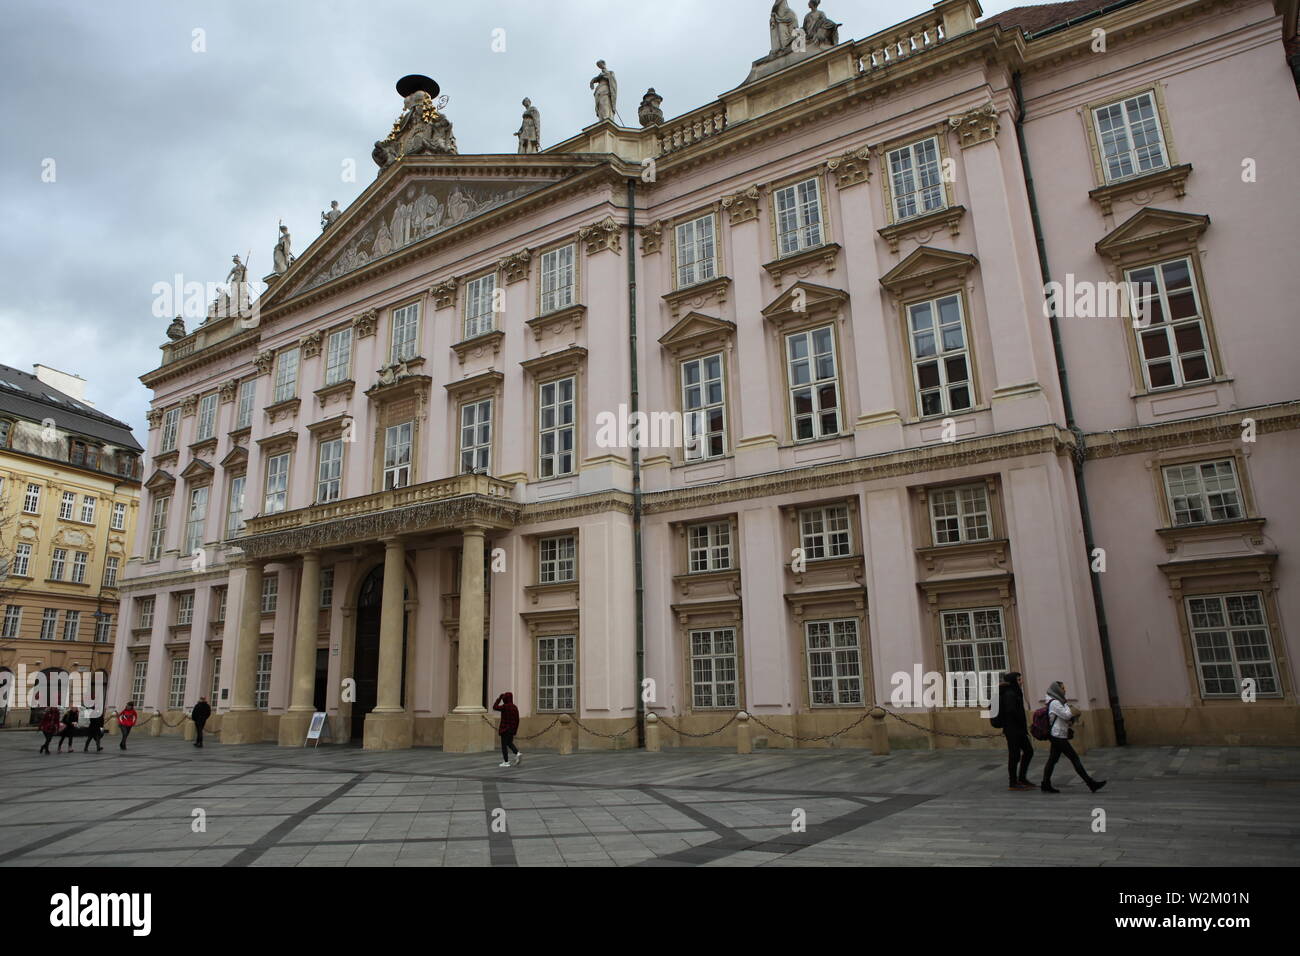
[1030,705,1052,741]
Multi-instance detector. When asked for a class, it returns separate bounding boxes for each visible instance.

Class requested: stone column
[221,560,266,745]
[443,525,494,752]
[363,538,413,749]
[278,551,320,746]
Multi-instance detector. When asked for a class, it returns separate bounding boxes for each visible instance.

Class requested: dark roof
[0,363,143,451]
[982,0,1124,36]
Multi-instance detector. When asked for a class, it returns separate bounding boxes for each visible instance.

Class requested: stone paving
[1,732,1297,867]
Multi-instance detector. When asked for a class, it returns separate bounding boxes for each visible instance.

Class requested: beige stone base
[442,712,496,752]
[219,710,265,745]
[363,710,413,750]
[278,711,316,747]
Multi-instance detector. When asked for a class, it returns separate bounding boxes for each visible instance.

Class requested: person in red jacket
[492,692,521,767]
[117,702,139,751]
[38,706,60,754]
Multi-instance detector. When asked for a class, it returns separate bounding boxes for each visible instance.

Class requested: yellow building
[0,363,142,723]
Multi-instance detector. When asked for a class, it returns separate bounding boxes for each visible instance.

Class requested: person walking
[1041,680,1107,793]
[117,701,138,751]
[998,671,1035,790]
[38,706,60,754]
[493,692,521,767]
[55,705,79,753]
[83,698,105,752]
[191,696,212,747]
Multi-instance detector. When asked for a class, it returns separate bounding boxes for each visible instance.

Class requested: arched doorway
[351,564,408,742]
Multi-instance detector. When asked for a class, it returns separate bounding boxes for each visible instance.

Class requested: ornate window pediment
[658,312,736,357]
[879,246,977,299]
[1094,207,1210,266]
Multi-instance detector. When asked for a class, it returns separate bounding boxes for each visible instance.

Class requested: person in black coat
[191,697,212,748]
[998,672,1034,790]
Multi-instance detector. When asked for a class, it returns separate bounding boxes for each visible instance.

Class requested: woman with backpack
[117,701,138,750]
[38,706,60,754]
[55,704,79,753]
[1038,681,1106,793]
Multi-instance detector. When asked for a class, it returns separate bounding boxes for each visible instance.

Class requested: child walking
[493,692,521,767]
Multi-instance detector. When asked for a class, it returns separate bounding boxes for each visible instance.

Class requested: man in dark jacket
[998,672,1035,790]
[191,696,212,748]
[492,692,521,767]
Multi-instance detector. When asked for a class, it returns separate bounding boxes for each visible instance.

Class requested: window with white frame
[675,214,717,288]
[908,294,973,417]
[773,178,823,256]
[459,399,492,474]
[317,438,343,503]
[2,606,21,639]
[537,635,576,712]
[131,661,148,702]
[1187,593,1279,698]
[61,610,80,641]
[255,652,273,710]
[261,575,278,613]
[49,548,67,581]
[941,608,1008,706]
[103,556,120,589]
[1092,90,1168,184]
[799,504,851,560]
[325,327,353,385]
[210,655,222,703]
[383,422,412,490]
[225,475,246,537]
[160,407,181,452]
[175,592,194,626]
[148,495,170,561]
[273,348,300,403]
[111,501,126,530]
[687,521,732,572]
[79,495,96,524]
[805,619,863,706]
[1126,257,1211,390]
[70,551,88,584]
[538,377,575,478]
[12,543,31,577]
[40,608,58,640]
[59,491,75,520]
[169,657,188,709]
[682,353,726,460]
[540,244,576,313]
[929,484,992,545]
[1162,459,1243,526]
[137,596,155,630]
[464,274,496,339]
[390,302,420,363]
[264,453,290,514]
[319,567,334,609]
[196,392,219,441]
[785,326,841,441]
[95,613,113,643]
[887,137,946,222]
[690,628,738,708]
[23,483,41,514]
[235,379,256,430]
[185,486,208,556]
[538,535,576,584]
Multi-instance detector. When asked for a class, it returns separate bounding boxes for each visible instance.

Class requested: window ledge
[877,205,965,255]
[1089,163,1192,216]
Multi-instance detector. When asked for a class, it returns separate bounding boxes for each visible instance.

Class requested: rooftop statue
[373,75,457,170]
[516,98,541,154]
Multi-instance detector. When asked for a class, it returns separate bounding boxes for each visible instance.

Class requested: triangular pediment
[143,468,175,492]
[879,246,978,295]
[1096,207,1210,260]
[179,458,215,483]
[760,281,849,319]
[219,444,249,470]
[659,312,736,353]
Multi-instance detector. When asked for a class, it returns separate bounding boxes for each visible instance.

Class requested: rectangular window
[687,521,732,572]
[111,501,127,530]
[161,407,181,452]
[235,379,257,430]
[2,606,22,639]
[103,556,120,589]
[459,399,492,474]
[383,422,413,490]
[196,393,219,441]
[59,491,75,520]
[24,483,41,514]
[210,655,222,703]
[537,635,576,712]
[70,551,88,584]
[690,628,739,709]
[49,548,67,581]
[1093,90,1168,184]
[675,214,717,288]
[131,661,148,702]
[887,137,946,222]
[786,326,841,441]
[40,609,59,641]
[255,652,273,710]
[390,302,420,363]
[185,486,208,556]
[539,535,576,584]
[137,596,155,630]
[94,613,114,643]
[79,495,96,524]
[148,495,170,561]
[1163,459,1243,527]
[176,592,194,626]
[538,377,575,478]
[319,568,334,609]
[13,542,31,577]
[1127,257,1212,390]
[799,504,851,560]
[264,454,290,514]
[908,294,973,417]
[464,275,496,339]
[62,610,81,641]
[540,244,576,313]
[681,353,726,460]
[325,327,353,385]
[273,348,300,403]
[169,657,188,709]
[941,608,1008,706]
[317,438,343,503]
[929,484,992,545]
[774,178,823,255]
[226,475,246,537]
[806,619,862,706]
[261,575,278,613]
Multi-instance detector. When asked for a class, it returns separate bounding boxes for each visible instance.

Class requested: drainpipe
[1012,72,1127,746]
[626,176,646,748]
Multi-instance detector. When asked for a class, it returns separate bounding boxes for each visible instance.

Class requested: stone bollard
[558,714,574,755]
[870,707,891,755]
[645,713,661,752]
[736,711,752,754]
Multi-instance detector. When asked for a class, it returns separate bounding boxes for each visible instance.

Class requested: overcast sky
[0,0,1023,440]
